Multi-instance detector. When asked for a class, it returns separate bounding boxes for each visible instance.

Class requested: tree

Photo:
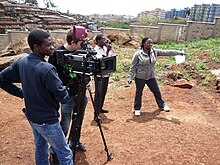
[138,15,158,26]
[43,0,57,9]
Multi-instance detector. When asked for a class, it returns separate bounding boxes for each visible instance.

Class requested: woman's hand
[181,51,187,56]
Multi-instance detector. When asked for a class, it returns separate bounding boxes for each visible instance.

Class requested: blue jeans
[28,120,73,165]
[134,77,165,110]
[61,95,88,143]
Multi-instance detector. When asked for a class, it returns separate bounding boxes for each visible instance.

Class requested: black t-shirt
[48,45,79,96]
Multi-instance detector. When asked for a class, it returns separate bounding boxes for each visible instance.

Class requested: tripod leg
[88,90,113,161]
[68,112,79,162]
[68,85,86,163]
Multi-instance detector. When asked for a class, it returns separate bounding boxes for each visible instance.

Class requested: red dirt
[0,81,220,165]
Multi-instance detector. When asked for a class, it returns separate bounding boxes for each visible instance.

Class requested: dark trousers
[60,95,88,143]
[70,95,87,143]
[94,76,109,116]
[134,77,165,110]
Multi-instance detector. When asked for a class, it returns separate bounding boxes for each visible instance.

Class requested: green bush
[102,22,130,29]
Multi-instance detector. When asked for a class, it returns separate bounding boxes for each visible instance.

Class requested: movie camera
[54,26,116,77]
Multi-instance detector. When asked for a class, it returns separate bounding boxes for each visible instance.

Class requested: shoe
[134,110,141,116]
[76,142,86,152]
[100,109,108,113]
[161,105,170,112]
[50,153,59,165]
[22,108,25,113]
[49,147,59,165]
[94,116,100,121]
[69,142,86,152]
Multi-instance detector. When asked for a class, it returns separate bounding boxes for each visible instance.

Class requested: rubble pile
[0,0,94,32]
[107,32,141,48]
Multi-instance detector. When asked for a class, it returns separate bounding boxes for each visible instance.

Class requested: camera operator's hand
[106,44,112,55]
[107,43,112,50]
[105,39,112,54]
[86,81,92,92]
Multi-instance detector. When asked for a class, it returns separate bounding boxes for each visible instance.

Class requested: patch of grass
[211,49,220,62]
[116,60,131,73]
[198,73,216,92]
[102,22,130,29]
[196,62,209,70]
[111,73,120,81]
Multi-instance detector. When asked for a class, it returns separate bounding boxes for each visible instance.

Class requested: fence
[0,17,219,51]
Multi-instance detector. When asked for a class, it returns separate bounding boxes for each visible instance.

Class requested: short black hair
[95,34,104,42]
[27,29,50,51]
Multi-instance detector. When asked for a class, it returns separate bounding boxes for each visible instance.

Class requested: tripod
[67,74,113,163]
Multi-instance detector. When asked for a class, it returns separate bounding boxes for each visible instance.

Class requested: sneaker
[49,147,59,165]
[134,110,141,116]
[161,105,170,112]
[69,142,86,152]
[100,109,108,113]
[76,143,86,152]
[50,153,59,165]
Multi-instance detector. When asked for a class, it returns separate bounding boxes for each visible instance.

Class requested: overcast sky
[38,0,220,16]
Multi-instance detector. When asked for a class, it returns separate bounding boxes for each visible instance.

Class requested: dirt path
[0,83,220,165]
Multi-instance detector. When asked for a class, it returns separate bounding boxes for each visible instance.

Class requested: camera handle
[88,82,113,161]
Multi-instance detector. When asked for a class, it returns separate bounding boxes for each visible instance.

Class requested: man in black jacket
[0,29,73,165]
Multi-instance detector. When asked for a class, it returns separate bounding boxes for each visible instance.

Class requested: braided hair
[140,37,149,49]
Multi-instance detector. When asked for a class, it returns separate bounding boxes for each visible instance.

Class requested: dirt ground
[0,79,220,165]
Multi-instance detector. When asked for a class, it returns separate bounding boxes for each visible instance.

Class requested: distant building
[208,4,220,22]
[138,8,166,20]
[164,3,220,22]
[165,8,188,19]
[190,3,220,22]
[88,14,136,24]
[151,8,166,19]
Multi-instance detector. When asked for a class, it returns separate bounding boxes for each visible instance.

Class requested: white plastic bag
[175,55,185,64]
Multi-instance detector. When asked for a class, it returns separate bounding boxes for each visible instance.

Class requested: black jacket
[48,45,79,96]
[0,53,70,124]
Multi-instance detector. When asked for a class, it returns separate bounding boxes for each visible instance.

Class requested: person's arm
[155,49,186,56]
[106,43,116,57]
[0,65,23,98]
[86,80,92,92]
[127,51,139,83]
[44,67,70,104]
